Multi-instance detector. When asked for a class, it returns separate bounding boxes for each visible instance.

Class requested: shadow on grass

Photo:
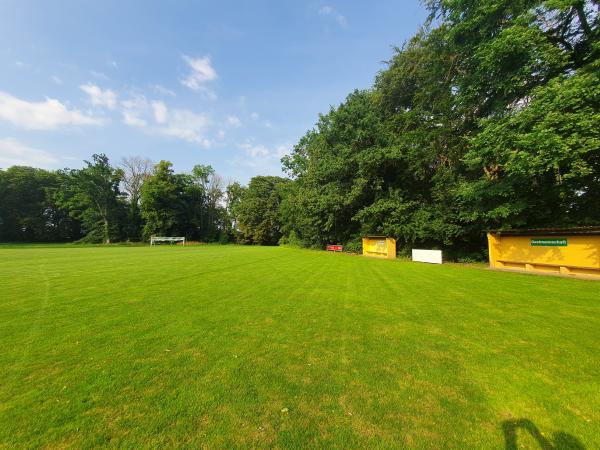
[502,419,585,450]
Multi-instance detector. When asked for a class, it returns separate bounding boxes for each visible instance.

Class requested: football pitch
[1,245,598,449]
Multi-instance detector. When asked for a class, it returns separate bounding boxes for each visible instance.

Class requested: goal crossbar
[150,236,186,246]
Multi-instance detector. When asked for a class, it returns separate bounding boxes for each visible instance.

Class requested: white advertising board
[412,249,442,264]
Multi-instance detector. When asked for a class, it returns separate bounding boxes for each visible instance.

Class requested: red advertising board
[326,245,343,252]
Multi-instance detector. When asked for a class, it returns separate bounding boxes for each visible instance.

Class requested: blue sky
[0,1,427,182]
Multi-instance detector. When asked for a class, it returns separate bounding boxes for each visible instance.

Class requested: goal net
[150,236,186,246]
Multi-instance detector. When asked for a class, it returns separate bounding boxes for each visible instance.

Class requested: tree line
[1,0,598,258]
[277,0,600,259]
[0,154,292,246]
[0,155,245,244]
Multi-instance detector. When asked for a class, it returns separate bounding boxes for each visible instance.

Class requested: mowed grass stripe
[0,245,598,449]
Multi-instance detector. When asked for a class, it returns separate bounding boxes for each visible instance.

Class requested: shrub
[344,239,362,254]
[218,230,230,245]
[280,230,305,248]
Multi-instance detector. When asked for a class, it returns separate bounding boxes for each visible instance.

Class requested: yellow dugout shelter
[362,236,396,259]
[487,227,600,279]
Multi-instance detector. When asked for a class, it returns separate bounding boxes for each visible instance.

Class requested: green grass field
[1,245,598,449]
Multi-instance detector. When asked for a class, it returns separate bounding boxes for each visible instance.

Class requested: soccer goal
[150,236,186,246]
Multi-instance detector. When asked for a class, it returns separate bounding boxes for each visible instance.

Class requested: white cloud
[318,6,347,27]
[121,95,149,127]
[250,112,259,120]
[51,75,63,85]
[160,108,211,146]
[0,138,59,168]
[263,119,272,128]
[181,55,217,92]
[121,95,211,146]
[240,142,270,158]
[123,114,147,127]
[152,101,168,124]
[234,141,290,173]
[0,91,103,130]
[80,83,117,110]
[226,115,242,128]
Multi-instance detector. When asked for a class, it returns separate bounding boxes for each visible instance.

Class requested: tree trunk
[103,217,110,244]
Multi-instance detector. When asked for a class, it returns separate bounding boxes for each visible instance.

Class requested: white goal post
[150,236,186,246]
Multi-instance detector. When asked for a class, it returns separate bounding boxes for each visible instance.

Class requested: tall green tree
[282,90,393,247]
[187,164,213,239]
[459,57,600,229]
[0,166,81,242]
[435,0,600,233]
[139,161,229,242]
[225,181,246,238]
[236,176,289,245]
[55,154,124,243]
[140,160,184,239]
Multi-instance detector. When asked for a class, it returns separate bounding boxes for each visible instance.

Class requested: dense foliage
[0,155,238,244]
[0,166,80,242]
[1,1,598,257]
[54,154,126,244]
[236,176,289,245]
[280,0,599,258]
